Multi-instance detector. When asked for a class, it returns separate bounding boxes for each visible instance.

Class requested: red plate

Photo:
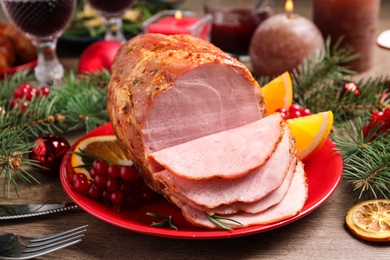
[60,122,343,240]
[0,59,37,79]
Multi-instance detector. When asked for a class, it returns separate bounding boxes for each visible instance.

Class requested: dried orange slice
[261,71,293,116]
[346,199,390,242]
[71,135,132,179]
[287,111,333,161]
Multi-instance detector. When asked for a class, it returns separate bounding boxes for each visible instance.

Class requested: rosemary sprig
[206,214,244,231]
[146,212,178,230]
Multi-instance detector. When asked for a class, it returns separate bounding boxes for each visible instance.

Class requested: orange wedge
[346,199,390,242]
[287,111,333,161]
[71,135,133,179]
[261,72,293,116]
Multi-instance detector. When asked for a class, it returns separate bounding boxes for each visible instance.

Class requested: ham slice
[107,33,265,191]
[171,161,307,229]
[153,121,293,209]
[149,113,284,179]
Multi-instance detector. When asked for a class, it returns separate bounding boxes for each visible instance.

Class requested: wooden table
[1,1,390,259]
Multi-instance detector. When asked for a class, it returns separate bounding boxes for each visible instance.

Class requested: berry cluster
[71,160,160,209]
[363,107,390,139]
[10,82,50,110]
[275,103,312,120]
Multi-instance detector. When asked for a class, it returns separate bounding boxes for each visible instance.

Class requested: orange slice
[261,71,293,116]
[346,199,390,242]
[71,135,133,179]
[287,111,333,161]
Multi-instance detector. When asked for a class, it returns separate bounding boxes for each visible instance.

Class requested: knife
[0,202,78,220]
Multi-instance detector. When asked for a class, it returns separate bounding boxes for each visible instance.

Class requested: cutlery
[0,202,78,220]
[0,225,88,259]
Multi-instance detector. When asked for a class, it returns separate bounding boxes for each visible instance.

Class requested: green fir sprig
[0,70,110,197]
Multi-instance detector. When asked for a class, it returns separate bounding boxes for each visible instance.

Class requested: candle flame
[175,10,182,20]
[285,0,294,17]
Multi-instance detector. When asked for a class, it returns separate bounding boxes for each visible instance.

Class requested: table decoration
[313,0,381,73]
[142,10,212,40]
[249,0,324,77]
[204,0,274,59]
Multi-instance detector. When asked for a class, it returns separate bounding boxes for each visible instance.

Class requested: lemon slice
[71,135,133,179]
[346,199,390,242]
[261,72,293,116]
[287,111,333,161]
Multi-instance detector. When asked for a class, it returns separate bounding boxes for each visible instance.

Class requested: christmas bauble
[29,134,70,174]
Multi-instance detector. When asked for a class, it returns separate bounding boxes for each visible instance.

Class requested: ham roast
[107,33,308,229]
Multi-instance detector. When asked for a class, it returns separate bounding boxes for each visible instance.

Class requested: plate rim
[60,122,343,240]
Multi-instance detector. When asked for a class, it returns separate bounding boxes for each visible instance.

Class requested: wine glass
[0,0,76,86]
[84,0,136,43]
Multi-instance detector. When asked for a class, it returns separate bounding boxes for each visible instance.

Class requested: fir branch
[0,127,41,198]
[342,136,390,200]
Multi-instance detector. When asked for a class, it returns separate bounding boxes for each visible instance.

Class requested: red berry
[275,108,287,113]
[106,178,121,192]
[107,164,120,179]
[73,179,90,194]
[87,184,102,200]
[94,174,108,188]
[289,110,302,119]
[89,168,97,179]
[289,104,301,114]
[383,108,390,122]
[371,111,384,122]
[94,160,109,175]
[101,190,112,202]
[39,86,50,96]
[25,87,38,101]
[120,166,139,183]
[73,173,87,183]
[300,108,312,117]
[9,97,20,108]
[110,190,125,205]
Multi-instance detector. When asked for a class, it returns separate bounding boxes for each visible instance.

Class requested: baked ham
[107,33,265,191]
[107,33,308,229]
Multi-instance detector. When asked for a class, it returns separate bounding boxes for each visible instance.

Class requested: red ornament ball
[29,134,70,174]
[77,40,122,75]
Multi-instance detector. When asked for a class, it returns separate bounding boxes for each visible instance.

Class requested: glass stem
[104,17,126,43]
[34,40,64,86]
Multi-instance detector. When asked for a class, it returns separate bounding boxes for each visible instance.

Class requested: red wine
[86,0,135,19]
[210,8,271,55]
[2,0,75,38]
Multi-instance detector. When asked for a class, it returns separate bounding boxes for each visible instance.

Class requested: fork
[0,225,88,260]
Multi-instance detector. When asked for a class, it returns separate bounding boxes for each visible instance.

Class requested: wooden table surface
[1,1,390,259]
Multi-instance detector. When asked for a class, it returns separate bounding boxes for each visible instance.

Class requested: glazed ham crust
[107,33,265,191]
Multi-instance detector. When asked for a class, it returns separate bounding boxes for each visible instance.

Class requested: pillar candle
[250,0,324,77]
[313,0,381,73]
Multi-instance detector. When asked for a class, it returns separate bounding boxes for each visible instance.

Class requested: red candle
[313,0,381,73]
[143,11,211,40]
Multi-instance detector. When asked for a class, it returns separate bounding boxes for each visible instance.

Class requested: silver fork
[0,225,88,260]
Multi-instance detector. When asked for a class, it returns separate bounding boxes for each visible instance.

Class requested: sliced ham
[149,113,284,179]
[107,33,265,191]
[153,121,293,208]
[207,157,297,215]
[172,161,307,229]
[107,33,308,230]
